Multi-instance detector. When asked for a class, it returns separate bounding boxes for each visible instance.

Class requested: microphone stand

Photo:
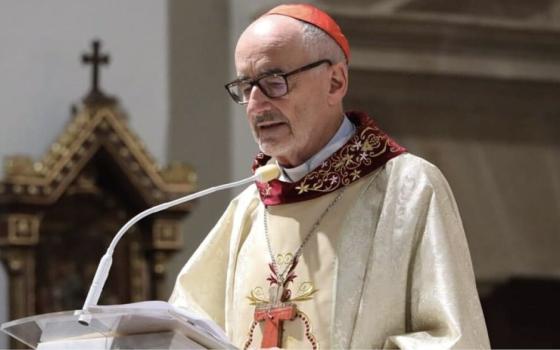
[78,165,279,325]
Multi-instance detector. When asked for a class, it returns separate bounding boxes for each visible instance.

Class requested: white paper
[88,301,234,348]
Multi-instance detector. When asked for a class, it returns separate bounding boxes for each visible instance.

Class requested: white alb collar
[277,116,355,183]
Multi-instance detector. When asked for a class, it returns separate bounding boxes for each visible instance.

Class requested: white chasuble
[169,154,490,349]
[233,178,360,349]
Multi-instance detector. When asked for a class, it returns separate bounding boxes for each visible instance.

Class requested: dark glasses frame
[225,59,332,104]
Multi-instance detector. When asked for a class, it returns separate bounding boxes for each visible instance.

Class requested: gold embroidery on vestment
[291,282,318,302]
[247,281,318,305]
[296,126,388,194]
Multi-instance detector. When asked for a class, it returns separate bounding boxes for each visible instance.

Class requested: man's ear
[327,62,348,106]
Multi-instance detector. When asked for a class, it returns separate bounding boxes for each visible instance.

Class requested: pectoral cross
[253,285,297,348]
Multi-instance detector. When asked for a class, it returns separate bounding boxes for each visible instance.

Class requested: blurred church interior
[0,0,559,348]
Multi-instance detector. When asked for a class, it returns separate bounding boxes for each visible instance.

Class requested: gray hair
[300,22,346,64]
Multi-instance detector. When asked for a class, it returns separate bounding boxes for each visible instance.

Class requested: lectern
[1,302,235,349]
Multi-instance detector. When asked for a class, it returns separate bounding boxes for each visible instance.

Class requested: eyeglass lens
[231,75,288,103]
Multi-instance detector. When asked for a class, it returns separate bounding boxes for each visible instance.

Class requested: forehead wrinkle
[235,36,292,72]
[235,16,308,78]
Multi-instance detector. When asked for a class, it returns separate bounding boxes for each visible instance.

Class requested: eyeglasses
[225,59,332,104]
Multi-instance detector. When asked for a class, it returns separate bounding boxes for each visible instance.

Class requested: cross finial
[81,39,116,106]
[82,39,109,93]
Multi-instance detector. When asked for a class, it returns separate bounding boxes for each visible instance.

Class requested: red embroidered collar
[252,111,406,206]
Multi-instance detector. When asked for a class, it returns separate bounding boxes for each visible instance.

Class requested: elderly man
[170,4,490,349]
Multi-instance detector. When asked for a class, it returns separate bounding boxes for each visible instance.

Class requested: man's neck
[277,116,355,182]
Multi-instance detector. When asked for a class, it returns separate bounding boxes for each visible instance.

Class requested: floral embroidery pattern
[246,254,318,306]
[296,126,390,194]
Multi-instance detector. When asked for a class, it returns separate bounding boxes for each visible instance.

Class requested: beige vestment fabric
[170,153,490,349]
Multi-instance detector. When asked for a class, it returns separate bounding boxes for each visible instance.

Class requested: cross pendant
[254,302,297,348]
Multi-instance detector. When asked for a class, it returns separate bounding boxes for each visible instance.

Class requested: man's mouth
[257,121,286,130]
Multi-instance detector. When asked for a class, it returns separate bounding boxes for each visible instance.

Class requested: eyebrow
[237,67,285,81]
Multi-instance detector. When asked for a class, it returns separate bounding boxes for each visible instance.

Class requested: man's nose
[246,84,271,115]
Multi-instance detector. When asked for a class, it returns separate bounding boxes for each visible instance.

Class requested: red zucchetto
[264,3,350,62]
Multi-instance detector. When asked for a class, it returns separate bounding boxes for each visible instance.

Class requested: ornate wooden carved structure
[0,41,196,336]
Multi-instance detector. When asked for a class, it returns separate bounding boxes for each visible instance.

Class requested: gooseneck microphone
[78,164,280,325]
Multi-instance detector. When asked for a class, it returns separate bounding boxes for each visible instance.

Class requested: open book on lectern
[89,300,232,345]
[1,300,237,349]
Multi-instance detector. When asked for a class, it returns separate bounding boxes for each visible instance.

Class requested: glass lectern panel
[1,307,233,349]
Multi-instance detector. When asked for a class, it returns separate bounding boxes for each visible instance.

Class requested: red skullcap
[265,3,350,62]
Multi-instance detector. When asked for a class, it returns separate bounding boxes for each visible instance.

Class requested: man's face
[234,16,331,167]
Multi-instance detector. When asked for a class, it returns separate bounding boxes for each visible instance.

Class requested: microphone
[78,164,280,325]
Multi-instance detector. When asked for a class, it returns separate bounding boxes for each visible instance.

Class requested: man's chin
[258,141,291,159]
